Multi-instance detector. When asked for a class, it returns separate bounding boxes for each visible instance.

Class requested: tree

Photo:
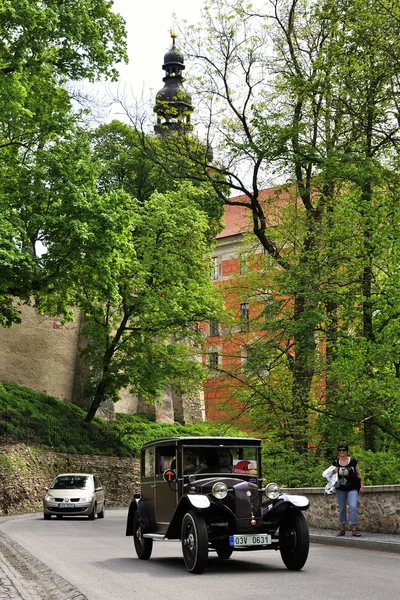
[129,0,400,452]
[73,183,224,423]
[0,0,127,325]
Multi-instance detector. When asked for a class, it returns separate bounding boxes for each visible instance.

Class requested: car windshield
[50,476,92,490]
[182,447,258,476]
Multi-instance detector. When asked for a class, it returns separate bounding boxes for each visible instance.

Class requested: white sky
[86,0,206,120]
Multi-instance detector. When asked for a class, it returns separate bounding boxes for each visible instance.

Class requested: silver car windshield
[50,476,92,490]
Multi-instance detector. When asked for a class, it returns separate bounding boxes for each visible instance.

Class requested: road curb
[310,533,400,554]
[0,530,88,600]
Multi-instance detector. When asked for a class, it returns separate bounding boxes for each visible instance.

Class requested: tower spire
[154,20,193,136]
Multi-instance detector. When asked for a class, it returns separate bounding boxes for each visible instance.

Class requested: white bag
[322,465,338,495]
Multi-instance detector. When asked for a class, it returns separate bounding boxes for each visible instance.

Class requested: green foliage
[174,0,400,453]
[354,449,400,486]
[262,447,328,488]
[261,446,400,487]
[0,382,242,457]
[0,453,12,474]
[0,0,127,326]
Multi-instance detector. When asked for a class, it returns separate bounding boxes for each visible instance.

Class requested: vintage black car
[126,436,310,574]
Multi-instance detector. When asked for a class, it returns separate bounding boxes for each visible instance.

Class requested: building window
[240,302,249,331]
[239,252,249,275]
[209,351,219,370]
[264,293,274,320]
[210,256,219,280]
[209,320,219,337]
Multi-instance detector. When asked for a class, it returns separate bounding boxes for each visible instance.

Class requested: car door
[154,443,178,531]
[93,476,104,511]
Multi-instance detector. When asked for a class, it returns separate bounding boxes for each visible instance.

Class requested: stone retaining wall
[283,486,400,534]
[1,445,399,534]
[0,445,140,516]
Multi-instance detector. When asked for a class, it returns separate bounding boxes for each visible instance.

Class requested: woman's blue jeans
[336,489,359,525]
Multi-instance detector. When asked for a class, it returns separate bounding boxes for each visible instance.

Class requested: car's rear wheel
[181,510,208,574]
[214,538,233,559]
[88,504,96,520]
[279,511,309,570]
[133,510,153,559]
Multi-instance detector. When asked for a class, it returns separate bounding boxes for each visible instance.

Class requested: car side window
[94,476,102,490]
[156,445,176,476]
[143,447,155,478]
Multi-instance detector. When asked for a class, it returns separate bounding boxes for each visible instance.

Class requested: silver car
[43,473,105,520]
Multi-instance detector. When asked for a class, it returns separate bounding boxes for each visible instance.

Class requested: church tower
[154,31,193,135]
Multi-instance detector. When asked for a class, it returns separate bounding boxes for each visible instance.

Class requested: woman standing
[333,443,364,536]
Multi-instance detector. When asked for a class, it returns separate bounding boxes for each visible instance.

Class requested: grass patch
[0,382,246,458]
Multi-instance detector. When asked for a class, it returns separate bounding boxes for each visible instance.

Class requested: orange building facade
[201,190,282,429]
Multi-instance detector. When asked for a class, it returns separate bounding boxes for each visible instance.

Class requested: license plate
[229,534,272,547]
[58,503,75,508]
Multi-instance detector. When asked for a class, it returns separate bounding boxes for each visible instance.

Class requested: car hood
[47,489,93,498]
[185,477,258,493]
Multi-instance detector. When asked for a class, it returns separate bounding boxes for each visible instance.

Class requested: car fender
[280,493,309,509]
[126,496,153,536]
[261,494,309,524]
[164,494,210,539]
[187,494,211,510]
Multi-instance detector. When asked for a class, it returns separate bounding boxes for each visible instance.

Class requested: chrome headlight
[264,482,281,500]
[212,481,228,499]
[45,494,55,502]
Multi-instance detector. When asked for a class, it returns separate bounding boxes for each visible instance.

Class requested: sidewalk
[309,527,400,554]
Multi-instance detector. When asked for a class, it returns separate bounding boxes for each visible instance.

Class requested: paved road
[1,509,399,600]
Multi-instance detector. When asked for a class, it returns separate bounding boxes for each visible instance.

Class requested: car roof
[52,473,95,477]
[141,436,261,450]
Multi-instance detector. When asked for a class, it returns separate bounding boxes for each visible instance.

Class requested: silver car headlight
[264,482,281,500]
[80,495,94,502]
[45,494,55,502]
[212,482,228,499]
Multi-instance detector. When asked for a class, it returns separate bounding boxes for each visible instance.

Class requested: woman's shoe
[352,530,361,537]
[336,530,345,536]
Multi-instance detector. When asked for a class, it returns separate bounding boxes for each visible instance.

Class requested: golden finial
[170,12,178,41]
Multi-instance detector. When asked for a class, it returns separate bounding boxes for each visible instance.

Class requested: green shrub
[2,382,400,485]
[0,453,12,473]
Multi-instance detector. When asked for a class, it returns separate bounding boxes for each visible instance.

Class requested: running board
[143,533,166,540]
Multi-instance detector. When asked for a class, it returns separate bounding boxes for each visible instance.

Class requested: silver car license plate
[58,503,75,508]
[230,534,272,547]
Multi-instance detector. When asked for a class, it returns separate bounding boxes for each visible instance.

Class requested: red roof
[217,187,291,239]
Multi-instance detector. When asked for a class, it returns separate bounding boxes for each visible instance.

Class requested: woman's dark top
[332,457,359,491]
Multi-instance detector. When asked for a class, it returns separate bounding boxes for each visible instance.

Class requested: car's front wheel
[43,512,51,520]
[279,511,309,570]
[181,510,208,574]
[88,503,96,520]
[133,510,153,560]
